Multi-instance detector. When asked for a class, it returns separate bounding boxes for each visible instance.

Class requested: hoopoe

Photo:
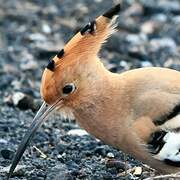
[8,4,180,179]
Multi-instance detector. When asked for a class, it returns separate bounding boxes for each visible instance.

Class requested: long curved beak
[7,99,63,180]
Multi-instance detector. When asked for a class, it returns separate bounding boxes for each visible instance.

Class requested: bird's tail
[123,131,180,174]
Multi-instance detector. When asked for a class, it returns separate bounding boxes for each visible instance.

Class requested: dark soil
[0,0,180,179]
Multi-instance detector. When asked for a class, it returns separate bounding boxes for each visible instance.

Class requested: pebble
[133,166,142,176]
[12,92,25,106]
[106,159,129,170]
[11,80,21,90]
[0,74,14,89]
[76,3,88,14]
[119,61,129,70]
[107,64,119,73]
[0,139,8,144]
[20,54,38,71]
[28,33,47,42]
[0,149,14,160]
[172,16,180,24]
[56,144,68,154]
[141,21,157,34]
[95,0,103,2]
[152,13,167,22]
[42,23,51,34]
[124,3,143,17]
[46,163,72,180]
[12,92,34,110]
[158,1,180,14]
[0,165,26,173]
[107,152,115,158]
[67,129,89,136]
[164,58,180,70]
[142,0,180,15]
[150,38,177,51]
[126,33,147,45]
[94,146,107,157]
[141,61,153,67]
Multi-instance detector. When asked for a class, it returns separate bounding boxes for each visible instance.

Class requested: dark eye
[62,83,76,95]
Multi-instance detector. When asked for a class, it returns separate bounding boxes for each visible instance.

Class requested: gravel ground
[0,0,180,179]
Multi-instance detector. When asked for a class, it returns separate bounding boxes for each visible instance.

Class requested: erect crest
[46,4,121,71]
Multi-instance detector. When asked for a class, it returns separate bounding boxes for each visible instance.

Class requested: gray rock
[150,38,177,52]
[126,33,147,45]
[20,51,38,71]
[0,149,14,160]
[46,163,73,180]
[172,15,180,24]
[152,13,167,23]
[28,33,47,42]
[106,159,131,170]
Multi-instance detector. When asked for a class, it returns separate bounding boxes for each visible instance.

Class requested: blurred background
[0,0,180,179]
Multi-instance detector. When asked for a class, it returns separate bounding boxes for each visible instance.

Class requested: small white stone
[133,166,142,176]
[152,14,167,22]
[141,61,153,67]
[29,33,47,42]
[95,0,102,2]
[107,152,115,158]
[141,21,156,34]
[42,23,51,34]
[67,129,89,136]
[120,60,129,70]
[0,139,7,144]
[126,34,140,45]
[12,92,25,106]
[7,46,14,52]
[11,80,21,90]
[57,154,62,159]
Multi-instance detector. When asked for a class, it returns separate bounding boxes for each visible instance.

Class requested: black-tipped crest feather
[80,20,96,35]
[46,60,55,71]
[57,49,64,58]
[103,4,121,19]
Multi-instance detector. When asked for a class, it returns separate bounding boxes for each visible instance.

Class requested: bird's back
[119,67,180,172]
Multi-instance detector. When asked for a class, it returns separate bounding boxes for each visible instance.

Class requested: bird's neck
[73,58,131,147]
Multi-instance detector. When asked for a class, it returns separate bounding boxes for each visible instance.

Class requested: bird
[7,3,180,179]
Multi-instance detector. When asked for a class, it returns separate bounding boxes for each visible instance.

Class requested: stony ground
[0,0,180,179]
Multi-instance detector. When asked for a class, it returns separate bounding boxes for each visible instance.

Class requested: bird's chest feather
[73,99,131,147]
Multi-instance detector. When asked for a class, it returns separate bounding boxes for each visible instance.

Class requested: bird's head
[8,4,120,179]
[40,6,120,107]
